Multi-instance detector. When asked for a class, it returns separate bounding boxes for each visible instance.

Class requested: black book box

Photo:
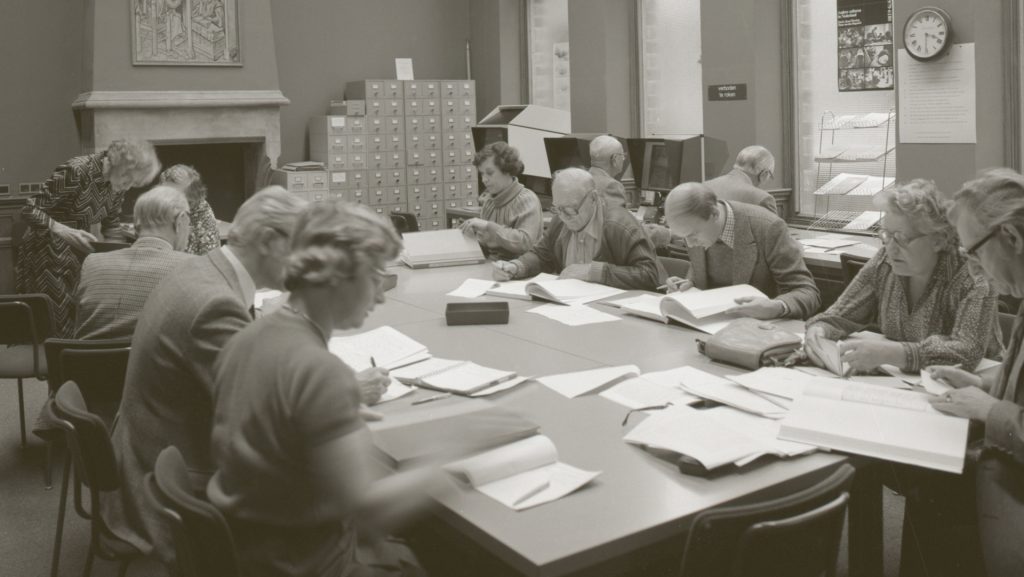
[445,301,509,326]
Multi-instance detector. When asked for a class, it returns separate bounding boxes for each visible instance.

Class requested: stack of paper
[443,435,600,510]
[538,365,640,398]
[675,366,789,418]
[526,303,621,326]
[600,367,704,409]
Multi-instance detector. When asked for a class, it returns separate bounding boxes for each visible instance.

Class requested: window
[638,0,703,138]
[527,0,570,112]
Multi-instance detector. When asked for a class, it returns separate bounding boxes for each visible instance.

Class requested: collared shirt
[718,201,736,249]
[220,246,256,312]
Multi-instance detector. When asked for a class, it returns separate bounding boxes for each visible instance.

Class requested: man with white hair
[663,182,819,319]
[589,135,629,208]
[74,185,193,340]
[493,168,662,290]
[102,187,377,561]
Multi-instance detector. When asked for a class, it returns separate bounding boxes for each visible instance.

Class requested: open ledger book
[608,284,768,334]
[443,435,600,510]
[389,357,523,395]
[486,274,624,305]
[730,367,970,473]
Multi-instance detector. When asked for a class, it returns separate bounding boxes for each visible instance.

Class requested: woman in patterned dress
[159,164,221,255]
[16,140,160,337]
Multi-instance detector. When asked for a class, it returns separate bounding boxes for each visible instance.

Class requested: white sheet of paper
[379,380,416,403]
[253,289,283,309]
[395,58,415,80]
[526,303,621,326]
[623,404,765,470]
[677,367,788,418]
[447,279,498,298]
[898,44,977,144]
[704,406,817,458]
[919,370,953,396]
[538,365,640,398]
[329,327,429,372]
[470,376,531,397]
[600,371,702,409]
[477,462,600,511]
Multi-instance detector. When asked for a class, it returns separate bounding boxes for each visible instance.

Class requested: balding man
[663,183,819,320]
[707,145,778,214]
[589,135,629,208]
[493,168,662,290]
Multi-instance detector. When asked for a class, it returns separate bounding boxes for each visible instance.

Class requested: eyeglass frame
[876,227,929,248]
[549,188,597,219]
[960,227,1000,259]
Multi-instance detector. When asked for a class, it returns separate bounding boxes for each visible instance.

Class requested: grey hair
[665,182,719,221]
[874,179,957,246]
[951,168,1024,236]
[734,145,775,176]
[227,186,308,248]
[160,164,207,204]
[589,135,624,164]
[552,167,597,200]
[106,139,160,182]
[284,201,402,291]
[133,185,189,234]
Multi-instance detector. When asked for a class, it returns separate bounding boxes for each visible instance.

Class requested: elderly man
[493,167,662,290]
[663,182,820,320]
[102,188,393,560]
[589,135,629,208]
[74,186,193,340]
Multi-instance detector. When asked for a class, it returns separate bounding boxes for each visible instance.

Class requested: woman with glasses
[460,142,542,260]
[929,169,1024,576]
[805,179,1000,375]
[208,202,430,577]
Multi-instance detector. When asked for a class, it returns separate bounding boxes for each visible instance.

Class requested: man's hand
[839,339,904,373]
[644,223,673,249]
[492,260,518,281]
[927,365,985,391]
[559,264,591,281]
[664,276,692,293]
[356,367,390,406]
[359,404,385,422]
[725,297,786,320]
[52,222,96,254]
[929,387,999,421]
[460,218,490,238]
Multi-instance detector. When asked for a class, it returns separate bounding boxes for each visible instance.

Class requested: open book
[400,229,486,268]
[328,326,430,402]
[443,435,600,510]
[389,357,518,395]
[483,274,624,305]
[608,284,768,334]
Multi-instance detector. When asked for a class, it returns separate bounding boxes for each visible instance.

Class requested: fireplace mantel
[72,90,289,109]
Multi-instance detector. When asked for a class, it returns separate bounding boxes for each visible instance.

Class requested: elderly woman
[17,139,160,337]
[159,164,221,255]
[460,142,542,260]
[805,179,1000,374]
[930,169,1024,577]
[207,202,430,577]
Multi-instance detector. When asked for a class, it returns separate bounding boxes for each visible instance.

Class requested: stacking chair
[390,212,420,236]
[677,463,855,577]
[147,446,242,577]
[0,293,54,447]
[50,381,141,577]
[839,253,871,285]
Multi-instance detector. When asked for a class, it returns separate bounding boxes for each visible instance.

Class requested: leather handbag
[697,318,803,370]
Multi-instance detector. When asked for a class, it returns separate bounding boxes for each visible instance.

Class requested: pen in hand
[512,480,550,506]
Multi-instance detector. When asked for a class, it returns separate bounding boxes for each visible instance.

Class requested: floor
[0,376,907,577]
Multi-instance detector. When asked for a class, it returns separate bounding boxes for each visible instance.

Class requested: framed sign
[837,0,893,91]
[132,0,241,66]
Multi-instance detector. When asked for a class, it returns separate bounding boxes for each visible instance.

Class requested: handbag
[697,318,803,370]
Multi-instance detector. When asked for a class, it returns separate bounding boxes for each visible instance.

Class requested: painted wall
[470,0,525,120]
[0,0,85,190]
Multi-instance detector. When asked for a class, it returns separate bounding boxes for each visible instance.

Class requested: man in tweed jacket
[74,186,193,340]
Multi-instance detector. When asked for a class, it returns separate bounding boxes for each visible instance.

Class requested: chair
[50,381,141,577]
[998,311,1016,350]
[0,294,54,447]
[88,241,132,253]
[390,212,420,236]
[147,446,242,577]
[677,463,855,577]
[839,253,871,285]
[659,256,690,280]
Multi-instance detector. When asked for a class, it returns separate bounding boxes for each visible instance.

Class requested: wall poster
[837,0,893,91]
[132,0,241,66]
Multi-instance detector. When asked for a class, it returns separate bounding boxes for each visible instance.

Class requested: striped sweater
[477,179,543,260]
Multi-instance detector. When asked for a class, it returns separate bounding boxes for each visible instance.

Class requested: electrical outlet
[0,184,10,195]
[19,182,43,194]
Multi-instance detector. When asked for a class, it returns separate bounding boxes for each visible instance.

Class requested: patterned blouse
[477,179,543,260]
[187,198,221,255]
[807,246,1000,372]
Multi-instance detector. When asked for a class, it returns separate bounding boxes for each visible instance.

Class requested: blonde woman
[160,164,221,254]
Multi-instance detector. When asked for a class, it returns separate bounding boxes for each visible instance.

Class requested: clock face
[904,8,951,61]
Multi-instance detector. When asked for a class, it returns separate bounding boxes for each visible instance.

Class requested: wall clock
[903,7,953,62]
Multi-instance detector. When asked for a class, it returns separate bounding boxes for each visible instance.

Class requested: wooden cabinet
[0,196,30,294]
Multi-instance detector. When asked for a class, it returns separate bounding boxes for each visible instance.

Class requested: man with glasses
[492,167,663,290]
[589,135,630,208]
[663,182,820,320]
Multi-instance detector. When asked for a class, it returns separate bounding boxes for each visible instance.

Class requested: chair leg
[44,439,54,490]
[50,453,71,577]
[82,545,95,577]
[117,559,130,577]
[17,378,26,447]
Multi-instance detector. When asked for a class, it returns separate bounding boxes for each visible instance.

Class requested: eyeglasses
[549,190,595,219]
[877,228,928,248]
[959,227,999,259]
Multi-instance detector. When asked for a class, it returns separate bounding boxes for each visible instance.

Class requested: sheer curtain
[639,0,703,138]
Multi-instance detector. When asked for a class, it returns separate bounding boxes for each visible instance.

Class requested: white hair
[734,145,775,176]
[589,135,624,164]
[665,182,718,222]
[134,185,189,234]
[553,167,597,204]
[952,168,1024,236]
[227,186,308,248]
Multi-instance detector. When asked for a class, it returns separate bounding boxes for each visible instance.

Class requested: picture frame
[131,0,242,66]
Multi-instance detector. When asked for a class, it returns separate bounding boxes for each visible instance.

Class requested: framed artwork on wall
[131,0,241,66]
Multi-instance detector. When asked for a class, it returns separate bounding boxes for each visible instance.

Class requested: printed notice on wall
[395,58,414,81]
[897,43,976,144]
[837,0,894,92]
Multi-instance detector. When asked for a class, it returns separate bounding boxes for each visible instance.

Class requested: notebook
[390,357,517,395]
[523,278,625,305]
[328,326,430,372]
[443,435,600,510]
[485,273,560,300]
[609,284,769,334]
[400,229,486,268]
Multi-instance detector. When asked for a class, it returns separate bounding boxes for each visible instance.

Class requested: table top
[361,263,845,577]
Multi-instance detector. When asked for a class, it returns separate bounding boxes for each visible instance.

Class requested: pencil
[370,357,377,368]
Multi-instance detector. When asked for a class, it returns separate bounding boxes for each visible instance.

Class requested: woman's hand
[929,387,999,421]
[927,365,985,391]
[51,222,96,254]
[839,339,904,373]
[460,218,490,238]
[356,367,390,406]
[803,324,832,369]
[492,260,518,281]
[664,276,692,293]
